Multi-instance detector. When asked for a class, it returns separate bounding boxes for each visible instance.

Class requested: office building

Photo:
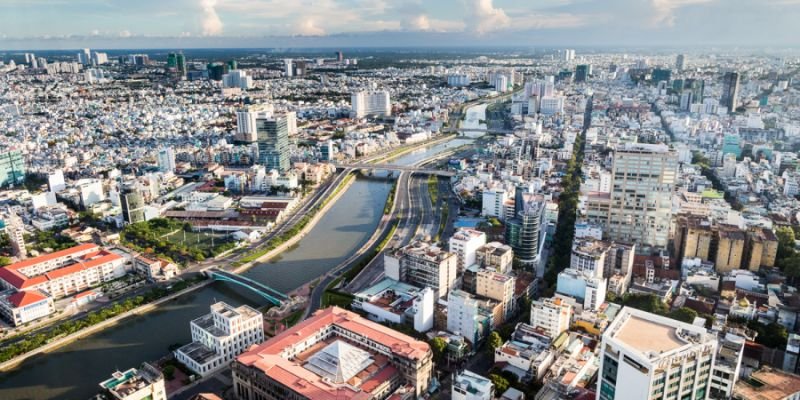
[235,104,274,143]
[351,90,391,118]
[0,243,126,299]
[448,74,471,87]
[207,62,228,80]
[319,140,334,161]
[449,228,487,272]
[721,72,740,113]
[447,289,495,345]
[539,96,565,115]
[0,149,25,188]
[157,147,176,173]
[385,240,457,298]
[530,297,572,339]
[121,181,145,225]
[175,302,264,377]
[256,113,290,172]
[597,307,718,400]
[283,59,293,77]
[167,52,187,76]
[452,370,495,400]
[575,64,590,82]
[505,194,544,267]
[222,70,253,89]
[232,307,433,399]
[676,54,686,71]
[601,144,677,250]
[652,68,671,83]
[78,178,106,208]
[482,189,508,220]
[77,48,91,64]
[99,363,166,400]
[475,242,514,274]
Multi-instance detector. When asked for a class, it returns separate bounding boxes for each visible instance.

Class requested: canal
[0,137,470,400]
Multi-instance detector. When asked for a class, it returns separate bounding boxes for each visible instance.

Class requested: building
[448,74,471,87]
[0,288,55,326]
[352,278,434,332]
[235,104,274,143]
[232,307,433,399]
[453,370,495,400]
[710,334,745,399]
[121,182,145,225]
[449,228,487,272]
[475,242,514,274]
[5,210,26,259]
[482,189,508,219]
[99,363,166,400]
[597,307,718,400]
[256,113,290,172]
[494,322,556,382]
[222,70,253,90]
[539,96,565,115]
[721,72,740,113]
[530,297,572,339]
[0,149,25,188]
[157,147,176,173]
[351,90,391,118]
[447,289,494,345]
[575,64,590,82]
[714,225,746,273]
[384,240,458,299]
[476,268,515,322]
[675,54,686,71]
[78,179,106,208]
[602,144,677,250]
[0,243,126,299]
[283,59,293,77]
[167,52,187,76]
[732,367,800,400]
[175,302,264,377]
[505,194,544,267]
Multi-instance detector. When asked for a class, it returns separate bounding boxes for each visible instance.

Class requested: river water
[0,137,471,400]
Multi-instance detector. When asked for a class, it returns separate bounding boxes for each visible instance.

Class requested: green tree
[776,226,797,261]
[668,307,699,324]
[489,374,510,393]
[487,331,503,353]
[163,365,176,380]
[429,337,447,363]
[0,256,11,267]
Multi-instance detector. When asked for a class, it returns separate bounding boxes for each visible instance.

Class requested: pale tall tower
[6,210,26,259]
[606,144,677,250]
[675,54,686,71]
[721,72,740,113]
[157,147,176,173]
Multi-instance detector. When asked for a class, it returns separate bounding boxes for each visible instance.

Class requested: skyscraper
[605,144,677,250]
[167,52,186,76]
[675,54,686,71]
[120,182,145,225]
[256,114,290,172]
[157,147,176,173]
[284,59,293,77]
[575,64,590,82]
[505,188,544,267]
[0,150,25,188]
[351,90,391,118]
[721,72,740,113]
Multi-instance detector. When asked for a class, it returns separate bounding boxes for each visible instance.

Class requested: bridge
[334,163,456,177]
[205,268,288,305]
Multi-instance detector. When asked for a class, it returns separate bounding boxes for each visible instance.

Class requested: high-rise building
[447,289,494,345]
[475,242,514,274]
[336,50,344,62]
[684,78,705,104]
[604,144,677,250]
[5,210,26,259]
[530,297,572,339]
[384,240,458,299]
[222,70,253,89]
[232,307,433,399]
[652,68,672,83]
[721,72,740,113]
[675,54,686,71]
[351,90,391,118]
[575,64,590,82]
[99,363,166,400]
[207,62,228,80]
[174,302,264,377]
[120,181,145,225]
[597,307,718,400]
[449,228,487,272]
[283,59,293,77]
[77,48,91,65]
[235,104,274,143]
[157,147,176,173]
[0,150,25,188]
[505,189,544,266]
[256,113,290,172]
[167,52,186,76]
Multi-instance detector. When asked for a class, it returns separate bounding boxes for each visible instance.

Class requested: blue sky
[1,0,799,50]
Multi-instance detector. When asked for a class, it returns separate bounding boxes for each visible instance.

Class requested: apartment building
[449,228,487,272]
[384,240,458,299]
[530,297,572,339]
[475,241,514,274]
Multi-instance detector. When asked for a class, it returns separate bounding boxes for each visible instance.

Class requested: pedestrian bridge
[334,163,456,177]
[205,268,288,305]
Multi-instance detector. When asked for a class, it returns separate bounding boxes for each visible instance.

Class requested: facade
[157,147,176,173]
[476,268,515,322]
[475,242,514,274]
[575,64,590,82]
[449,228,487,272]
[232,307,433,400]
[0,288,55,326]
[452,370,495,400]
[597,307,718,400]
[709,334,745,399]
[494,323,555,382]
[121,182,145,225]
[721,72,740,113]
[351,90,391,118]
[505,199,544,267]
[530,297,572,339]
[482,189,508,219]
[384,240,458,299]
[256,113,290,173]
[604,144,677,249]
[447,289,494,345]
[0,243,126,299]
[99,363,166,400]
[235,105,273,143]
[6,210,27,259]
[174,302,264,377]
[557,268,607,311]
[0,149,25,188]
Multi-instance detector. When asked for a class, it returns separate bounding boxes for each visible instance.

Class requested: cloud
[200,0,223,35]
[405,14,431,31]
[294,17,326,36]
[90,29,100,36]
[467,0,511,34]
[651,0,714,27]
[118,30,132,38]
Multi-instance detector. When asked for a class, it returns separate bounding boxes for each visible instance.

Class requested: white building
[0,288,55,326]
[351,90,391,118]
[530,297,572,339]
[710,333,745,399]
[157,147,176,173]
[556,268,607,311]
[99,363,166,400]
[494,323,556,382]
[449,228,487,272]
[597,307,718,400]
[384,240,458,299]
[284,59,293,77]
[482,189,508,220]
[448,74,471,87]
[174,302,264,377]
[235,104,274,143]
[539,96,565,115]
[452,370,494,400]
[222,69,253,89]
[78,179,106,208]
[447,289,493,345]
[48,169,66,192]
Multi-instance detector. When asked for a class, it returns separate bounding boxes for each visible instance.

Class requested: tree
[163,365,176,380]
[0,256,10,267]
[668,307,699,324]
[487,331,503,353]
[776,226,797,261]
[489,374,510,393]
[429,337,447,363]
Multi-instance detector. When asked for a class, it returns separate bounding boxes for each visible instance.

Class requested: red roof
[0,244,122,289]
[7,290,49,307]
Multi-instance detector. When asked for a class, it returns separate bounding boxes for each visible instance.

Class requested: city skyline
[2,0,800,50]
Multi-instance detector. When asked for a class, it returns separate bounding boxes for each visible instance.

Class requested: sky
[1,0,799,50]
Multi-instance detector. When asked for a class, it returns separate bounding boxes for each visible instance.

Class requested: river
[0,137,471,400]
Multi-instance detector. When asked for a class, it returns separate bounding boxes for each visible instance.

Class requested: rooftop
[733,367,800,400]
[613,315,685,354]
